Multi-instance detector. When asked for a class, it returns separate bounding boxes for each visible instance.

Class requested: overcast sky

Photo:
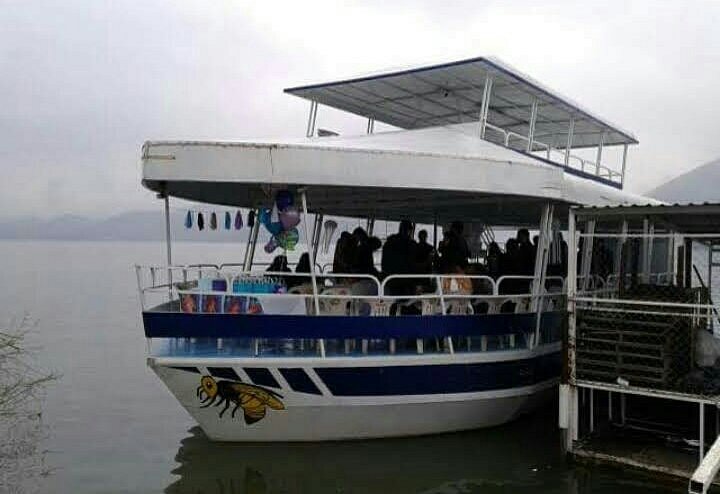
[2,0,719,219]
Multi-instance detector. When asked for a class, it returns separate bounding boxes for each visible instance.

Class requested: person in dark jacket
[382,220,418,294]
[332,232,354,274]
[439,221,470,272]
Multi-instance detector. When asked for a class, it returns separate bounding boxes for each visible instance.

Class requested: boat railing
[136,265,567,317]
[484,122,622,184]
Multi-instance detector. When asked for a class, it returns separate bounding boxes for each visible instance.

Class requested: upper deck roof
[285,56,638,150]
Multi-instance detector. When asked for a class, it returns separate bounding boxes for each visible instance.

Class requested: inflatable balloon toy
[279,206,301,230]
[275,190,294,211]
[259,208,283,235]
[277,228,299,251]
[264,236,279,253]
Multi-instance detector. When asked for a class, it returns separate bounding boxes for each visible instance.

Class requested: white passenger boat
[136,57,653,441]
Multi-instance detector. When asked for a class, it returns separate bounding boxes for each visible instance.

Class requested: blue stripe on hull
[314,352,560,396]
[143,311,564,339]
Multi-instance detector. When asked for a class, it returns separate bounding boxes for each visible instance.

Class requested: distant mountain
[0,210,266,242]
[649,158,720,203]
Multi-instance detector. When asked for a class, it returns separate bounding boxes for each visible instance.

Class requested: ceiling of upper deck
[144,180,569,227]
[285,56,638,150]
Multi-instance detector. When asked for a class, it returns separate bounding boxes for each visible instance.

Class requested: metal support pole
[532,203,553,346]
[565,118,575,166]
[311,213,324,267]
[580,219,596,292]
[589,389,595,433]
[244,210,261,272]
[306,101,318,138]
[595,132,605,175]
[162,191,173,300]
[701,403,706,460]
[527,98,539,153]
[366,117,375,134]
[300,189,324,357]
[608,391,613,421]
[565,208,579,450]
[613,220,628,282]
[642,218,653,283]
[478,75,493,139]
[621,144,629,187]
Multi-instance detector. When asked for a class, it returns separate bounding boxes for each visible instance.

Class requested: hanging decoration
[259,208,283,235]
[234,211,243,230]
[210,212,218,230]
[225,211,232,230]
[184,211,193,229]
[248,210,256,228]
[261,189,300,253]
[197,212,205,231]
[321,219,338,254]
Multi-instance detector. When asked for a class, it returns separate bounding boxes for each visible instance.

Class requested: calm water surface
[0,240,682,493]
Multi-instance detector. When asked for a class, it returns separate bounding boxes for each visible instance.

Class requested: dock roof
[285,56,638,150]
[575,203,720,234]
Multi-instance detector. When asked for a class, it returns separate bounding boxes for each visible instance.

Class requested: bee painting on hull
[196,376,285,425]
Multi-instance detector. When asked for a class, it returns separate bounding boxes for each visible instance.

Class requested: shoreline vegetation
[0,316,58,492]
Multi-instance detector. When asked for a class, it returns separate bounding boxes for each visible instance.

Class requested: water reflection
[164,408,679,494]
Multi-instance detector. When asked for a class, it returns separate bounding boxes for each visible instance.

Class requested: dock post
[690,415,720,494]
[563,207,579,452]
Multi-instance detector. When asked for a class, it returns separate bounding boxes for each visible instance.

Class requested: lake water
[0,240,683,493]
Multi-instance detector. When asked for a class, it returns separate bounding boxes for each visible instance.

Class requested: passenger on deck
[382,220,418,294]
[438,221,470,272]
[267,254,291,287]
[415,229,435,273]
[332,231,354,274]
[547,235,568,277]
[352,227,381,278]
[516,228,536,275]
[288,252,311,288]
[500,238,521,293]
[487,241,502,279]
[267,255,291,273]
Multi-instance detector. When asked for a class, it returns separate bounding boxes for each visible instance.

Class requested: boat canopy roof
[142,123,654,227]
[285,56,638,150]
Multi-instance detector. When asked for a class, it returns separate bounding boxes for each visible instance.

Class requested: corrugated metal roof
[285,56,638,149]
[574,202,720,234]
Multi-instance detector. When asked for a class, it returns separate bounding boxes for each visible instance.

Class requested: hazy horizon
[3,1,720,220]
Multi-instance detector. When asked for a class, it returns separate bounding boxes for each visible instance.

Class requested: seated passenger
[288,252,311,288]
[267,255,291,273]
[442,264,473,295]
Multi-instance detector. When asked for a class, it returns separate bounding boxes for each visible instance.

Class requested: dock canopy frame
[285,56,638,150]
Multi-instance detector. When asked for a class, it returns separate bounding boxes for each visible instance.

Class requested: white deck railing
[484,122,623,183]
[135,265,568,317]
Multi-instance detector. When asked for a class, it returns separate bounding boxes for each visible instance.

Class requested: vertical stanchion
[564,118,575,166]
[565,207,579,451]
[162,191,173,301]
[300,188,324,357]
[701,403,706,461]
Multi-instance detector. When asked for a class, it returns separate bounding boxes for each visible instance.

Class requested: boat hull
[149,346,560,442]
